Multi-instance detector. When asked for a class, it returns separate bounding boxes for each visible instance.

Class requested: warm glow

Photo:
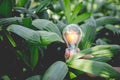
[65,30,80,45]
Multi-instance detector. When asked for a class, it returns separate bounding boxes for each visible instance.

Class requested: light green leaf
[62,0,71,23]
[67,59,120,78]
[71,2,83,22]
[6,32,16,47]
[26,75,41,80]
[69,71,77,79]
[16,0,28,7]
[42,61,68,80]
[72,12,91,24]
[32,19,61,37]
[79,17,96,50]
[76,45,120,59]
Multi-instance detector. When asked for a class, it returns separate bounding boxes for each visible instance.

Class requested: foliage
[0,0,120,80]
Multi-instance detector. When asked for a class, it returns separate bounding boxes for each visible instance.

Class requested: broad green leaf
[74,45,120,59]
[42,61,68,80]
[79,17,96,50]
[72,12,91,24]
[0,17,22,25]
[7,24,40,44]
[32,19,61,37]
[105,25,120,34]
[16,0,28,7]
[71,2,83,22]
[67,59,120,78]
[29,45,39,69]
[56,20,66,32]
[37,31,63,45]
[96,17,120,26]
[0,0,12,17]
[7,24,63,45]
[89,56,111,62]
[26,75,41,80]
[62,0,71,24]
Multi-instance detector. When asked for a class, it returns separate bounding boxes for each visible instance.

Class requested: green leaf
[105,25,120,34]
[42,61,68,80]
[37,31,63,45]
[7,24,41,44]
[7,24,63,45]
[36,0,52,13]
[74,45,120,59]
[69,71,77,79]
[16,0,28,7]
[6,32,16,47]
[56,20,66,32]
[79,17,96,50]
[89,56,111,62]
[62,0,71,24]
[26,75,41,80]
[32,19,61,37]
[67,59,120,78]
[0,0,13,17]
[72,12,91,24]
[71,2,83,22]
[22,18,32,28]
[0,17,22,25]
[96,17,120,26]
[29,45,39,69]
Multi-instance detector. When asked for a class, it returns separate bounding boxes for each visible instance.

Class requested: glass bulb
[63,24,82,56]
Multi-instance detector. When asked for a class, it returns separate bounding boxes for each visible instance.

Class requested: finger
[65,48,70,60]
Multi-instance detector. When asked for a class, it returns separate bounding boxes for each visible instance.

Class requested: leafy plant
[0,0,120,80]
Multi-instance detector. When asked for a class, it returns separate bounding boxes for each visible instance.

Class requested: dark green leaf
[22,18,32,28]
[29,45,39,69]
[26,75,41,80]
[0,17,22,25]
[67,59,120,78]
[0,0,12,17]
[36,0,52,13]
[96,17,120,26]
[105,25,120,34]
[43,61,68,80]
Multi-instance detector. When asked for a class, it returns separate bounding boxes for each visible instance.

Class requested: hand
[64,48,80,60]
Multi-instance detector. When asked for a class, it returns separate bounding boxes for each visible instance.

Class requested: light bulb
[63,24,82,56]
